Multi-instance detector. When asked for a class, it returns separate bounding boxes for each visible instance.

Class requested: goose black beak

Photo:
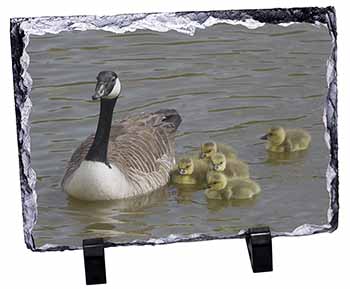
[92,81,106,100]
[92,94,101,101]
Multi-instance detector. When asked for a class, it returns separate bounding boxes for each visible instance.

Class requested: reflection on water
[66,189,169,239]
[206,198,258,213]
[27,23,331,247]
[174,184,258,213]
[265,150,310,166]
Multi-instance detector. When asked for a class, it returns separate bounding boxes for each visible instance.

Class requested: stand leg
[83,238,107,285]
[245,227,273,273]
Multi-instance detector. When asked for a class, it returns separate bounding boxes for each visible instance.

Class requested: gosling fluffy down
[209,152,249,178]
[172,157,209,185]
[200,141,237,160]
[205,172,260,200]
[261,127,311,153]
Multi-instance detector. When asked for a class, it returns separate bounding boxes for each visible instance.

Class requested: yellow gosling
[200,141,236,160]
[172,157,208,185]
[209,152,249,178]
[205,172,260,200]
[261,127,311,153]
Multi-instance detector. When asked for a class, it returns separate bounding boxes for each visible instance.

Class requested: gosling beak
[179,169,186,175]
[207,185,212,189]
[260,134,268,140]
[214,165,220,171]
[92,81,106,100]
[200,153,206,159]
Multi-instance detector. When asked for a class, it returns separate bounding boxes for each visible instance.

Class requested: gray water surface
[27,23,331,247]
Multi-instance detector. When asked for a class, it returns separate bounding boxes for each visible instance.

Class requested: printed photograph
[21,12,333,248]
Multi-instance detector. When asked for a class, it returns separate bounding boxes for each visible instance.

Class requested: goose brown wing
[108,122,175,176]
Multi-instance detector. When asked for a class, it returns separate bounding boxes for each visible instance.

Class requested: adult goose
[61,71,182,201]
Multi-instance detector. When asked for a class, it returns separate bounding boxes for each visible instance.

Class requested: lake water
[27,22,331,248]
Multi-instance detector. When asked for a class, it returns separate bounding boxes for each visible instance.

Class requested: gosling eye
[219,162,223,165]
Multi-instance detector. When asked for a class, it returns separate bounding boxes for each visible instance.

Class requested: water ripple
[269,30,307,37]
[36,81,95,89]
[131,39,242,47]
[219,94,283,100]
[132,72,207,81]
[208,115,307,134]
[208,105,270,113]
[119,98,179,113]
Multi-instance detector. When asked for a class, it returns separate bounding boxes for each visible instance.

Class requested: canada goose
[61,71,182,201]
[261,127,311,153]
[200,141,236,160]
[209,152,249,178]
[171,157,208,185]
[205,172,260,200]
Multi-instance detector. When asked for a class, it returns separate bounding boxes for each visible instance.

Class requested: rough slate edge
[9,6,338,252]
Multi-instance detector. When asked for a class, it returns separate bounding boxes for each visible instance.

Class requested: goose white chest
[64,160,133,200]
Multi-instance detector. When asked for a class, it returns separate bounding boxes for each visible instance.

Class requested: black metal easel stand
[245,227,273,273]
[82,227,272,284]
[83,238,106,285]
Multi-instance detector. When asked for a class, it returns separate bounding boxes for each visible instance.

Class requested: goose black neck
[85,98,117,164]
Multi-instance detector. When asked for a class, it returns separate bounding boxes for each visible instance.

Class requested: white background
[1,0,349,287]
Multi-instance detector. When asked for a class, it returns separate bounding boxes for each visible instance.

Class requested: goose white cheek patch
[10,7,337,251]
